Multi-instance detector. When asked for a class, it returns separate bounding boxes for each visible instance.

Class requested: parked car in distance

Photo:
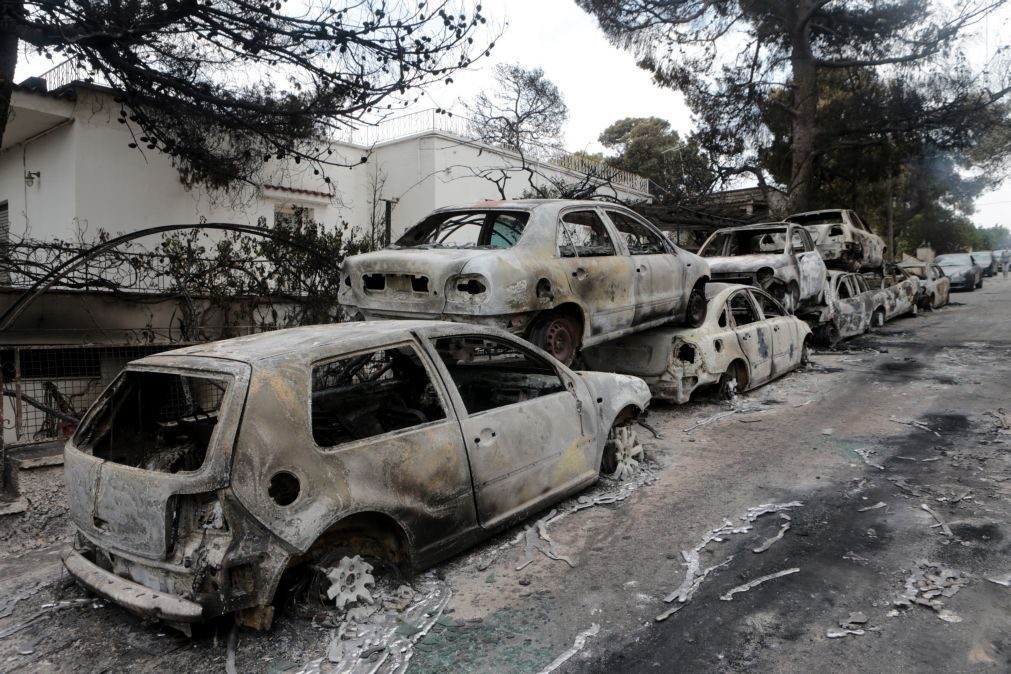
[970,250,997,277]
[863,264,921,324]
[935,253,982,290]
[784,209,886,272]
[900,261,951,309]
[63,322,651,630]
[811,271,875,346]
[339,200,710,365]
[581,284,812,404]
[697,222,827,314]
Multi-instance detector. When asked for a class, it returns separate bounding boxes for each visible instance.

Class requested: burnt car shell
[63,321,650,628]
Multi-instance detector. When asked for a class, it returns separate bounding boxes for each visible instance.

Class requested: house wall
[1,120,77,241]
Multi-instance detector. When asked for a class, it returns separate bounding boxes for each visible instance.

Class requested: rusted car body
[581,284,812,403]
[863,265,921,324]
[810,271,876,346]
[339,200,710,365]
[900,261,951,309]
[63,322,651,629]
[697,223,827,314]
[784,209,886,272]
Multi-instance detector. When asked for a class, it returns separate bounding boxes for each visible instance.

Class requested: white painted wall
[0,87,649,246]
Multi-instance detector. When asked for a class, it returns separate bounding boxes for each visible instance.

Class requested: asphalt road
[1,278,1010,673]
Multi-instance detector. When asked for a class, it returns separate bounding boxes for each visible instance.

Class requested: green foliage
[598,117,714,205]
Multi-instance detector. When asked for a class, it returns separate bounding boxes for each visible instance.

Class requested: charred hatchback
[63,322,651,630]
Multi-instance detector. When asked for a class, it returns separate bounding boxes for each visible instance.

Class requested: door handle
[773,326,780,332]
[742,334,750,340]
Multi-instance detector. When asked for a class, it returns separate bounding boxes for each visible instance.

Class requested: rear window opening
[74,370,229,473]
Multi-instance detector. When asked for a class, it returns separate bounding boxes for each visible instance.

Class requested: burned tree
[1,1,490,190]
[578,0,1011,211]
[464,63,569,158]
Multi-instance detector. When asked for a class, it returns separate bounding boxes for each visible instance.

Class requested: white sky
[13,0,1011,229]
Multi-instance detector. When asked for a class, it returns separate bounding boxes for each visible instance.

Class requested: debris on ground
[535,623,600,674]
[893,560,970,622]
[920,504,954,536]
[753,520,790,553]
[719,568,800,601]
[683,401,767,433]
[826,628,865,638]
[296,578,450,674]
[890,415,941,437]
[515,509,576,571]
[656,501,805,620]
[888,476,929,498]
[853,448,885,471]
[0,598,91,640]
[985,409,1011,434]
[985,572,1011,587]
[325,555,376,611]
[857,502,887,512]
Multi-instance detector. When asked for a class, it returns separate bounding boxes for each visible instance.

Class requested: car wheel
[800,339,812,367]
[872,308,886,328]
[530,312,580,366]
[685,284,708,327]
[977,277,983,289]
[601,423,644,480]
[717,362,748,400]
[818,322,841,347]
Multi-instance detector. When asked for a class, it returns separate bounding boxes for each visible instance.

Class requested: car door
[728,290,773,386]
[426,333,595,528]
[751,289,800,373]
[556,209,636,337]
[931,265,950,303]
[603,209,682,323]
[792,227,826,301]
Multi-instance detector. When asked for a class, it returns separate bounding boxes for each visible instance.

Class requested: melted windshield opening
[936,255,972,266]
[700,229,789,257]
[395,211,530,249]
[74,370,229,473]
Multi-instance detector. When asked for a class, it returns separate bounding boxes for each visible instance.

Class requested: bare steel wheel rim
[544,319,575,363]
[606,425,644,480]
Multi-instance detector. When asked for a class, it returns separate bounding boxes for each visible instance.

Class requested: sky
[13,0,1011,230]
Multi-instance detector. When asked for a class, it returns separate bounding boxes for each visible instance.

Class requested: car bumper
[64,550,204,623]
[949,278,974,289]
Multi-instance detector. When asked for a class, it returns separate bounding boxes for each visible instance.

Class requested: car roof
[431,198,623,213]
[144,320,495,364]
[711,222,792,233]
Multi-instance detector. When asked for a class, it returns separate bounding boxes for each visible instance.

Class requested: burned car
[697,223,827,313]
[339,200,710,365]
[900,261,950,309]
[63,322,651,629]
[935,253,982,290]
[784,209,886,272]
[863,264,921,325]
[581,284,811,403]
[811,271,875,346]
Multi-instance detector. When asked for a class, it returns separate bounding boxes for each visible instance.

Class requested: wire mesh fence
[0,344,183,445]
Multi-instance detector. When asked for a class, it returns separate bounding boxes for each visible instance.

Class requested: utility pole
[379,198,399,247]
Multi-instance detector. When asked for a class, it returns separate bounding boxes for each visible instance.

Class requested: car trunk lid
[64,356,250,561]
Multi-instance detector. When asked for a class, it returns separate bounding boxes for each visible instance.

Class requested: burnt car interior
[395,211,529,249]
[558,211,616,257]
[607,210,667,255]
[700,229,789,256]
[433,336,567,414]
[729,292,760,325]
[311,346,446,447]
[74,370,226,473]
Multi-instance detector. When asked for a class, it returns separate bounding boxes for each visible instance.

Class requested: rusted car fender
[574,371,651,452]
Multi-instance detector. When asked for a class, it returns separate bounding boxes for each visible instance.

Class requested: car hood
[705,254,789,273]
[938,264,972,275]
